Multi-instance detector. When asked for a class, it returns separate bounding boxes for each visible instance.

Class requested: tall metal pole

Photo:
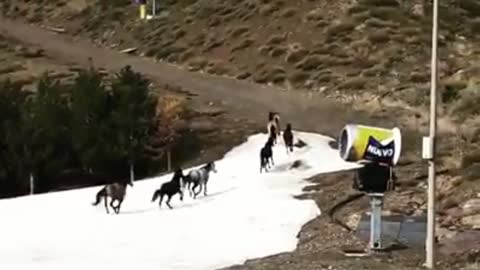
[153,0,156,17]
[426,0,439,267]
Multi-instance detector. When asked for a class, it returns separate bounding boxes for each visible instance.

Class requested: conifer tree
[110,65,157,183]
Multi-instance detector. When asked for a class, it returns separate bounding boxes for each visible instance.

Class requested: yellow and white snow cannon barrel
[338,124,402,166]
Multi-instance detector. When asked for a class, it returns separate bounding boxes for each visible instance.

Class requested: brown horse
[92,181,133,214]
[267,112,281,145]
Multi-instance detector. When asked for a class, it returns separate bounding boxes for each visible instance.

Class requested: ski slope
[0,131,360,270]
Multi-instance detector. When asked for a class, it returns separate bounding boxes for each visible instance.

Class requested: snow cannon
[338,124,402,166]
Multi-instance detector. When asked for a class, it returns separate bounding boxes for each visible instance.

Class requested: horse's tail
[151,189,161,202]
[92,187,106,206]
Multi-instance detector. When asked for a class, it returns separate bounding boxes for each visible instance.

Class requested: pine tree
[110,65,157,183]
[0,79,33,195]
[70,67,114,174]
[29,73,73,191]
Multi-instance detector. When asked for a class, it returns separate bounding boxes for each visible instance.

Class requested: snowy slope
[0,131,360,270]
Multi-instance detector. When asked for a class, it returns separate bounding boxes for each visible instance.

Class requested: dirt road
[0,16,399,138]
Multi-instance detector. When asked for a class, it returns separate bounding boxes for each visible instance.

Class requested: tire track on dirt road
[0,16,391,136]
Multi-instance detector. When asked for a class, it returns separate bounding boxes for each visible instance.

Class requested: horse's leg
[194,183,203,199]
[203,181,208,196]
[179,190,184,201]
[192,182,200,199]
[158,194,164,208]
[104,195,110,214]
[110,199,117,214]
[166,195,173,209]
[115,198,123,214]
[188,182,193,197]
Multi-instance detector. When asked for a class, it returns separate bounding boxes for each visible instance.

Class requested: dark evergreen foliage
[0,66,170,198]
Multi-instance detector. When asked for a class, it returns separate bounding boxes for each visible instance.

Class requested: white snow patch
[0,131,360,270]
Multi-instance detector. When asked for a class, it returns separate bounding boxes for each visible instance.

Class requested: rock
[462,214,480,229]
[463,199,480,216]
[346,213,361,230]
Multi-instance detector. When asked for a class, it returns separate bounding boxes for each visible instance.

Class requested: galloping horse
[267,112,281,145]
[151,168,185,209]
[184,162,217,199]
[92,180,133,214]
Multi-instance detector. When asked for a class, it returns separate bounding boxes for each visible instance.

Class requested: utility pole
[426,0,439,267]
[153,0,156,17]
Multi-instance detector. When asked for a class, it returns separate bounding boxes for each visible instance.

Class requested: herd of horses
[92,112,294,214]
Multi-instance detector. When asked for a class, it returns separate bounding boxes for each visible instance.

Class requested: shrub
[269,46,287,57]
[230,26,250,38]
[285,48,309,63]
[231,39,255,52]
[365,18,397,28]
[339,77,367,90]
[347,5,368,14]
[359,0,399,7]
[288,71,311,87]
[368,30,390,43]
[326,20,356,38]
[369,7,406,22]
[281,8,296,18]
[266,34,286,45]
[295,55,325,71]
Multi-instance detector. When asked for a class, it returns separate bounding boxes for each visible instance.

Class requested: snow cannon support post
[338,124,402,251]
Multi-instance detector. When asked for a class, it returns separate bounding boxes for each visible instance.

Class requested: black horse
[151,168,185,209]
[283,123,294,153]
[260,136,274,173]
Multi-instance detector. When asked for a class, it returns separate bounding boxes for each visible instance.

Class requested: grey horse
[184,162,218,199]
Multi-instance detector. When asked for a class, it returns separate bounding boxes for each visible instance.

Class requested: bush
[281,8,296,18]
[347,5,368,14]
[326,20,356,38]
[285,48,309,63]
[365,18,397,28]
[266,34,286,45]
[470,18,480,34]
[339,77,367,90]
[231,39,255,52]
[458,0,480,17]
[369,7,406,22]
[295,55,325,71]
[269,46,287,57]
[230,26,250,38]
[359,0,399,7]
[442,80,466,103]
[368,30,390,43]
[288,71,311,87]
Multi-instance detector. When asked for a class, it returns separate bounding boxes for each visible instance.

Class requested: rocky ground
[1,0,480,269]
